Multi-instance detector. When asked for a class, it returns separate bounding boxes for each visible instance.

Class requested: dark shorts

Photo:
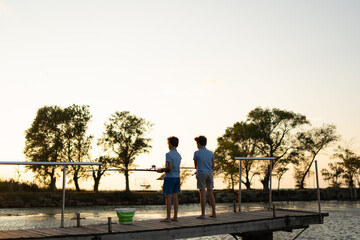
[163,177,180,195]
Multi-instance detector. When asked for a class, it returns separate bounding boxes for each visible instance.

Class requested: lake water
[0,201,359,239]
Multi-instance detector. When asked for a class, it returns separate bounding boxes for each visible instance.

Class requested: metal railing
[314,160,322,223]
[0,161,102,227]
[234,157,276,212]
[234,157,322,221]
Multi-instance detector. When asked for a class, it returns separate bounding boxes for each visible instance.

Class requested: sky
[1,0,360,191]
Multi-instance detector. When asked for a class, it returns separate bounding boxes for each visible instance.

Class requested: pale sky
[1,0,360,191]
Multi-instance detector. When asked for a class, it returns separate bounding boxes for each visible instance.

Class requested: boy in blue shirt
[193,135,216,219]
[157,136,182,222]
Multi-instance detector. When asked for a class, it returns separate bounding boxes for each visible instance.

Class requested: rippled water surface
[0,201,359,239]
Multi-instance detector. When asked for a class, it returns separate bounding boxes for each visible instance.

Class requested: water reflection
[0,203,236,230]
[0,201,359,240]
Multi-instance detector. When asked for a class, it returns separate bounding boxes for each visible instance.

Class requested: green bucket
[115,208,136,224]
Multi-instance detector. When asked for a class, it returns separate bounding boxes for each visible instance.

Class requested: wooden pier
[0,209,328,240]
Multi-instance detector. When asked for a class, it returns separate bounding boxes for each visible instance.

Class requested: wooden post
[272,205,276,217]
[108,217,112,233]
[71,213,85,227]
[76,213,81,227]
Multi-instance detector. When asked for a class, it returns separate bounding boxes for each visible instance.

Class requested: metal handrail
[234,157,322,220]
[314,160,322,223]
[0,161,102,227]
[0,161,99,165]
[234,157,276,212]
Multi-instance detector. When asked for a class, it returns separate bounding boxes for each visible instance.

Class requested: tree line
[23,105,360,192]
[24,105,152,192]
[214,107,360,193]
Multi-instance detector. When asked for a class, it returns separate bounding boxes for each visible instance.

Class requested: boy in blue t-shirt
[157,136,182,222]
[193,135,216,219]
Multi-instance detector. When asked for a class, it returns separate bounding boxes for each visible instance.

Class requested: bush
[0,179,41,192]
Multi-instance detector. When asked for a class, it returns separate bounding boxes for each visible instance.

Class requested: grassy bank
[0,188,358,208]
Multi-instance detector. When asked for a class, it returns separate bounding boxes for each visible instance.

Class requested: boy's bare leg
[207,189,216,218]
[196,189,206,219]
[171,193,178,221]
[160,194,172,222]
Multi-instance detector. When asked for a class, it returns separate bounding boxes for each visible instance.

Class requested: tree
[63,105,93,192]
[91,156,114,192]
[24,104,94,191]
[180,167,192,187]
[99,111,153,192]
[293,155,312,188]
[274,164,289,190]
[333,146,360,188]
[24,106,65,191]
[247,107,309,190]
[321,162,344,188]
[214,122,260,190]
[295,124,339,189]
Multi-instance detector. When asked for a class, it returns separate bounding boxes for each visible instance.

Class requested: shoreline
[0,188,358,208]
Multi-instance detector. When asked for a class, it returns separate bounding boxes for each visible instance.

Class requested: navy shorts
[163,177,180,194]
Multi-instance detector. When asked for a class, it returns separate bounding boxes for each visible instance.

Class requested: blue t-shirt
[193,147,214,175]
[165,149,182,178]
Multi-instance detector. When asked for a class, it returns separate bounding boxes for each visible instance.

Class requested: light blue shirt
[193,147,214,175]
[165,149,182,178]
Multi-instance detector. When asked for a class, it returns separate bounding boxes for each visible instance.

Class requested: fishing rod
[84,165,196,172]
[107,166,196,172]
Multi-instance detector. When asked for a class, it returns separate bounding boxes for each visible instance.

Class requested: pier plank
[0,209,327,240]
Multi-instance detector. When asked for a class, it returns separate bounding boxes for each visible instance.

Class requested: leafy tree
[24,105,94,191]
[294,124,339,189]
[214,122,260,190]
[24,106,65,191]
[63,105,93,192]
[321,162,344,188]
[91,156,114,192]
[99,111,153,192]
[247,107,309,190]
[214,132,241,190]
[333,146,360,189]
[293,156,312,188]
[180,168,192,187]
[274,164,289,190]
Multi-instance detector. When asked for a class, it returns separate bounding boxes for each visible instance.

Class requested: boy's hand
[157,169,163,173]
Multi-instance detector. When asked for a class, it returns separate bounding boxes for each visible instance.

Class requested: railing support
[269,159,272,209]
[314,160,322,223]
[235,157,276,212]
[239,160,242,212]
[0,161,102,228]
[61,165,66,228]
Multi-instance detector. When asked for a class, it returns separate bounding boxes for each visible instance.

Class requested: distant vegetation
[213,107,359,193]
[2,105,358,194]
[0,179,41,192]
[23,104,153,192]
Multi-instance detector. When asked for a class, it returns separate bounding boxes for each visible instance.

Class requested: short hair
[167,136,179,147]
[194,135,207,146]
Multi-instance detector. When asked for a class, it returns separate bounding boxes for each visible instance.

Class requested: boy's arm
[158,161,172,173]
[212,157,215,170]
[193,160,198,176]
